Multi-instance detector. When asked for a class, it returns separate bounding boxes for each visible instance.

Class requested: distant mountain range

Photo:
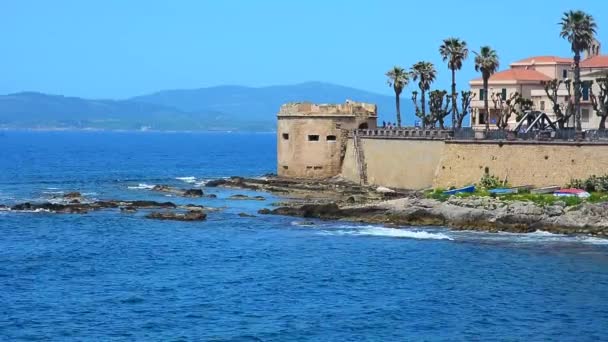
[0,82,411,131]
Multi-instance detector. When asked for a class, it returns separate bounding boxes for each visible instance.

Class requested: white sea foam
[578,236,608,245]
[127,183,155,190]
[459,230,608,246]
[176,176,197,184]
[321,225,453,240]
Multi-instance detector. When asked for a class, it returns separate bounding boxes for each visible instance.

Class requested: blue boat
[488,188,516,195]
[443,185,475,195]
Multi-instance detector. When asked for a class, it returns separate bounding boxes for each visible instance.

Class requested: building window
[282,165,288,170]
[326,135,337,141]
[282,133,289,140]
[562,69,568,79]
[479,89,485,101]
[308,135,319,141]
[582,108,590,123]
[501,88,507,100]
[313,166,323,170]
[479,111,486,125]
[540,101,545,111]
[582,84,590,101]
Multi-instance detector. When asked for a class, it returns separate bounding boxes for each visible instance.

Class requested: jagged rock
[205,179,228,187]
[182,205,205,211]
[146,210,207,221]
[238,212,256,217]
[9,199,177,214]
[151,185,203,197]
[120,206,137,213]
[152,185,171,192]
[258,208,271,215]
[63,192,82,199]
[183,189,203,197]
[376,186,395,193]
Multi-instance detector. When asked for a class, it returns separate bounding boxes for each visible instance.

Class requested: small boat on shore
[554,188,591,198]
[443,185,475,195]
[488,188,517,195]
[531,186,560,194]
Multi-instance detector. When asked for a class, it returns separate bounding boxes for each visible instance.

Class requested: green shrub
[478,173,505,190]
[568,175,608,192]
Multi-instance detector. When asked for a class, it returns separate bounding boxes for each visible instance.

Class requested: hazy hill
[0,83,411,131]
[132,82,410,124]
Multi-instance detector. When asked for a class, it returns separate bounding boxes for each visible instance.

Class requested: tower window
[326,135,337,141]
[308,135,319,141]
[562,69,568,79]
[282,133,289,140]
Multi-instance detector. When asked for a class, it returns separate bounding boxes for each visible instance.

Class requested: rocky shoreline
[3,176,608,236]
[211,176,608,237]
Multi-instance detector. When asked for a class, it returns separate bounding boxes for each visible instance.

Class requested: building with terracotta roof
[469,39,608,130]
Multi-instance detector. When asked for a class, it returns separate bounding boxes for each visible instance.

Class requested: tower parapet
[277,100,377,179]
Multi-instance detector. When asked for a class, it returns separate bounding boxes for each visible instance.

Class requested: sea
[1,131,607,341]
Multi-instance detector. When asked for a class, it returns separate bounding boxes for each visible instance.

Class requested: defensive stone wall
[341,138,608,189]
[434,141,608,188]
[342,138,445,189]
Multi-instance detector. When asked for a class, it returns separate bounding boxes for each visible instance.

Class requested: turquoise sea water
[1,131,608,341]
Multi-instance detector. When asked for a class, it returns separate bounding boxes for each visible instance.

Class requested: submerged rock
[228,194,265,201]
[145,210,207,221]
[238,212,256,218]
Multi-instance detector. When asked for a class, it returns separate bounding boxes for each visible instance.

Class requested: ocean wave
[176,176,197,184]
[578,237,608,245]
[321,225,453,240]
[127,183,155,190]
[458,230,608,246]
[42,190,65,195]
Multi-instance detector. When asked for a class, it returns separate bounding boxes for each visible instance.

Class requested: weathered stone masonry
[277,101,377,179]
[276,101,608,189]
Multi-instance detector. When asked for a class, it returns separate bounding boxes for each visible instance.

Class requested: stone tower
[276,100,377,179]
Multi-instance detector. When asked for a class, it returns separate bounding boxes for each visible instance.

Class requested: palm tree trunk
[451,68,457,129]
[483,77,489,132]
[600,115,607,130]
[574,52,582,132]
[421,89,426,128]
[395,90,402,127]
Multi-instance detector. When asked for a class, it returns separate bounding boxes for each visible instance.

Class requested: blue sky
[2,0,607,99]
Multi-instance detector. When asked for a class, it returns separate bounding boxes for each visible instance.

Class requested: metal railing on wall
[351,127,608,142]
[352,128,453,139]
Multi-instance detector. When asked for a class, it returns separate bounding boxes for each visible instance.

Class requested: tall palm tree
[385,66,409,127]
[560,10,597,132]
[410,61,437,125]
[439,38,469,128]
[474,46,499,132]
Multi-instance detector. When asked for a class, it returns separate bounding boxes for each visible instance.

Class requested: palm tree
[474,46,499,132]
[439,38,469,128]
[386,66,409,127]
[560,10,597,132]
[410,61,437,126]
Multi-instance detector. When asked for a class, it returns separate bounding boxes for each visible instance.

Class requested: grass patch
[424,188,594,207]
